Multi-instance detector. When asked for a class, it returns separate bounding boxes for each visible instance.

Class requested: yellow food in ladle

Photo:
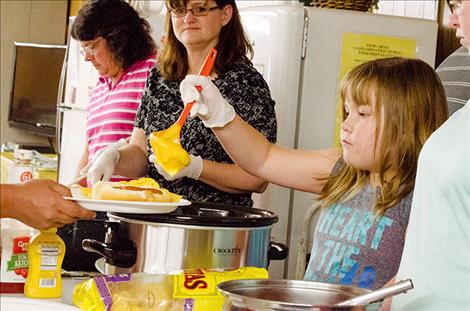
[149,48,217,177]
[149,123,190,177]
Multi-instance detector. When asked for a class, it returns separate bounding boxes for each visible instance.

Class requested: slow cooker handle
[82,238,137,269]
[268,241,288,261]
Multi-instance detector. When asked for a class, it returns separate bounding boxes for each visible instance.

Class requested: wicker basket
[310,0,374,12]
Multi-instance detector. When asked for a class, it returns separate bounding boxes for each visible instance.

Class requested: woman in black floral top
[86,0,276,207]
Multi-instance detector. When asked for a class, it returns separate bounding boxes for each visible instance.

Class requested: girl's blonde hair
[319,57,448,215]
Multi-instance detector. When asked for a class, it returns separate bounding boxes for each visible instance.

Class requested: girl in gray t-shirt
[174,57,449,290]
[304,159,412,289]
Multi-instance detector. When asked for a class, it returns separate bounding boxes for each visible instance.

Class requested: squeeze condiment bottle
[24,227,65,298]
[8,149,34,183]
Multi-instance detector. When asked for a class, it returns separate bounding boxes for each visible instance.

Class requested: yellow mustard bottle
[24,227,65,298]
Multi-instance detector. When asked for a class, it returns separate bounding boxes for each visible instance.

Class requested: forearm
[0,184,16,218]
[212,114,272,178]
[1,180,96,229]
[213,115,340,194]
[114,144,149,178]
[198,160,268,194]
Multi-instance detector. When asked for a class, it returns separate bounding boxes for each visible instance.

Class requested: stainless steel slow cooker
[82,202,288,274]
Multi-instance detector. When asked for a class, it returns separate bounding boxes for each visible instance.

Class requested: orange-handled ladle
[149,48,217,176]
[176,48,217,127]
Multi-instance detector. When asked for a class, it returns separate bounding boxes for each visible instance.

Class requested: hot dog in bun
[92,181,175,202]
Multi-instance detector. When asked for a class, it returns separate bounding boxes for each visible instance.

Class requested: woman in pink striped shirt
[71,0,156,185]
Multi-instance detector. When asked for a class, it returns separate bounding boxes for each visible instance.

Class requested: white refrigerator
[239,4,437,279]
[57,14,167,185]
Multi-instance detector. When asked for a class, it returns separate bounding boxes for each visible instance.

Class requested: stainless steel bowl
[218,279,379,311]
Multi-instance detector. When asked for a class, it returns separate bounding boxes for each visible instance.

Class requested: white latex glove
[83,138,128,186]
[149,154,203,181]
[180,75,235,128]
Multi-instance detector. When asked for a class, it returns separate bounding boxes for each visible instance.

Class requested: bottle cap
[13,149,33,161]
[42,227,57,233]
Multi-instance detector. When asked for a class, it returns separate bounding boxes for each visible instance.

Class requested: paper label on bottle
[40,245,59,270]
[39,278,57,288]
[8,165,33,183]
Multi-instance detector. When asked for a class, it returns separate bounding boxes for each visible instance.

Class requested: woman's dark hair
[71,0,156,70]
[159,0,253,81]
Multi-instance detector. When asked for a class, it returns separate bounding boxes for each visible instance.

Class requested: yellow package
[72,267,268,311]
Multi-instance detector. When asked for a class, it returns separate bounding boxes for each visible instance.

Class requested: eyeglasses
[169,5,220,18]
[80,38,103,57]
[447,0,462,14]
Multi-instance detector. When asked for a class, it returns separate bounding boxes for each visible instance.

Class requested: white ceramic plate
[64,197,190,214]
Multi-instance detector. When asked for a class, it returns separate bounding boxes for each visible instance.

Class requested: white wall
[0,1,67,148]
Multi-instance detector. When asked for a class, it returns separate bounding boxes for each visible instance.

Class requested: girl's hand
[180,75,235,128]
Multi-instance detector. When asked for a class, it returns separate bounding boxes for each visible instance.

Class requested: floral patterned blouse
[135,60,277,207]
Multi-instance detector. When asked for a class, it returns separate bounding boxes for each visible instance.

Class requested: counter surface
[0,277,85,310]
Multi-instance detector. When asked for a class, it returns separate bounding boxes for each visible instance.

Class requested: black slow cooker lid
[111,201,279,227]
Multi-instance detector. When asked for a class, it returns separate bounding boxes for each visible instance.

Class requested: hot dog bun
[92,181,174,202]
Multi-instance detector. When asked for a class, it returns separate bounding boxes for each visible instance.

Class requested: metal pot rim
[108,202,279,227]
[108,213,274,230]
[218,279,371,309]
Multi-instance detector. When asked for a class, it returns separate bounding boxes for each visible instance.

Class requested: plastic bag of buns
[72,267,268,311]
